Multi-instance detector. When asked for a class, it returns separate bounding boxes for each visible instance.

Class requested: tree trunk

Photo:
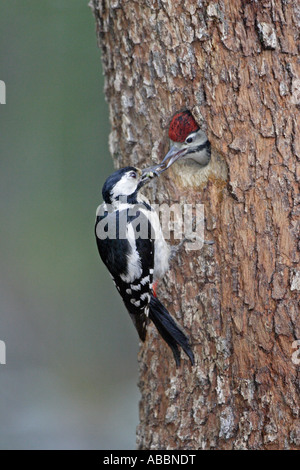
[91,0,300,450]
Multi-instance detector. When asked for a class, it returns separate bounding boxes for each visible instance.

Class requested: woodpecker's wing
[95,209,132,279]
[95,207,155,341]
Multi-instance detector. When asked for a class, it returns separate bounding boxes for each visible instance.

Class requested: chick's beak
[141,146,187,177]
[158,145,187,172]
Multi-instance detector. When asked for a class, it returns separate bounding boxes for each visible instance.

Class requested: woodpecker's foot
[169,237,192,261]
[203,239,214,245]
[189,215,214,245]
[169,235,214,260]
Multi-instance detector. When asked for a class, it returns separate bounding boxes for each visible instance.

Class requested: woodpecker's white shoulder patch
[120,223,143,283]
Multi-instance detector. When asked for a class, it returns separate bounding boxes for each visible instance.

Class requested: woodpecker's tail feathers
[129,312,149,342]
[149,295,194,367]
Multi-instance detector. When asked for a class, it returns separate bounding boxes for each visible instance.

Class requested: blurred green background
[0,0,139,449]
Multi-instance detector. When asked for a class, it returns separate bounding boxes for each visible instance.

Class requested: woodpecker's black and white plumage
[95,166,194,367]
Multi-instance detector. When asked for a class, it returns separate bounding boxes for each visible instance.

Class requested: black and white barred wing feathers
[95,205,154,341]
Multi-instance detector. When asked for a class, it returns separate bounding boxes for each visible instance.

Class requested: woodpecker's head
[145,111,211,175]
[165,110,211,167]
[102,166,155,204]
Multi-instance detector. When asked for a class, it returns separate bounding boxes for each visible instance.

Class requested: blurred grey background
[0,0,140,449]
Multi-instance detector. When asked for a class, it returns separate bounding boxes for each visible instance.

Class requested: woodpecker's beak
[138,168,157,190]
[142,146,188,176]
[140,168,159,181]
[158,146,188,172]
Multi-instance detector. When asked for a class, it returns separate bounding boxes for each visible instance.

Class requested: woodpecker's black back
[95,168,194,366]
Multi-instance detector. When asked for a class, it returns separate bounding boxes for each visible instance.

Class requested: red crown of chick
[168,110,199,143]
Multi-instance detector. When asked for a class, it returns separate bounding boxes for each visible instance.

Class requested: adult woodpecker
[149,110,211,174]
[95,166,194,367]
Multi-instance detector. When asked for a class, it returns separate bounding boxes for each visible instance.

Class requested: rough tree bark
[91,0,300,450]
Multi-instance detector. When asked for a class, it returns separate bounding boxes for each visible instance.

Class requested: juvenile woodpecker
[95,167,194,367]
[149,110,211,174]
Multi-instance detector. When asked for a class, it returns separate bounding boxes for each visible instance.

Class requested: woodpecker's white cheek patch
[111,174,138,200]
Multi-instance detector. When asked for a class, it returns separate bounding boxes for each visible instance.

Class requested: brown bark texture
[91,0,300,450]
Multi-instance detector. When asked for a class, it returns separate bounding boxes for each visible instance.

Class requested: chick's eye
[129,171,137,178]
[186,136,193,144]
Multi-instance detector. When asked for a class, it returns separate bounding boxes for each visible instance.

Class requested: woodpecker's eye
[129,171,137,178]
[186,136,193,144]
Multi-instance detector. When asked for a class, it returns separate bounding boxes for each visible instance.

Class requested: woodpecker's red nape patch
[168,110,199,143]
